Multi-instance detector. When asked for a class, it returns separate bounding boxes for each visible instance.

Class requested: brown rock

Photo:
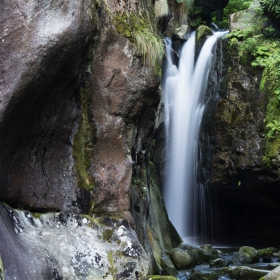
[89,27,160,213]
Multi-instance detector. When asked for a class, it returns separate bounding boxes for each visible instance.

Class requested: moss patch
[146,276,178,280]
[226,11,280,167]
[102,229,113,242]
[107,251,118,276]
[73,87,95,191]
[114,12,164,73]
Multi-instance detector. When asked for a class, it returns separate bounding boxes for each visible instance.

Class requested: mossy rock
[146,276,177,280]
[170,247,195,269]
[230,266,268,280]
[196,25,213,43]
[200,244,219,258]
[178,242,215,263]
[210,258,229,268]
[233,246,259,264]
[189,269,218,280]
[0,256,4,280]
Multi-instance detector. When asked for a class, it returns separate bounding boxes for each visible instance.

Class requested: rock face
[89,26,160,214]
[0,0,96,212]
[199,8,280,247]
[0,0,180,278]
[0,203,148,279]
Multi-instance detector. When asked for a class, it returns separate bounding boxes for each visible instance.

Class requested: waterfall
[163,30,228,244]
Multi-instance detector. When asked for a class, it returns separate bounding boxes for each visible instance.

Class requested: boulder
[170,248,195,269]
[200,244,219,258]
[230,266,268,280]
[196,25,213,43]
[209,258,229,268]
[233,246,259,264]
[179,243,215,263]
[174,25,192,40]
[0,204,149,280]
[267,263,280,270]
[264,266,280,280]
[188,269,218,280]
[147,276,178,280]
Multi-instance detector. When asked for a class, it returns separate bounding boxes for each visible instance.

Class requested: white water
[163,31,228,244]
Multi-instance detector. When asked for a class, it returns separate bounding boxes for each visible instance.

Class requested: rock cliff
[200,6,280,247]
[0,0,176,278]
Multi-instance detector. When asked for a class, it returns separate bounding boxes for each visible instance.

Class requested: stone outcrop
[0,203,148,280]
[199,8,280,247]
[0,0,96,212]
[0,0,180,278]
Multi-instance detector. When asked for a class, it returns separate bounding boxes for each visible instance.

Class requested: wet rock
[170,248,195,269]
[200,244,219,258]
[258,248,279,262]
[233,246,259,264]
[189,269,218,280]
[0,255,4,280]
[174,25,191,40]
[267,263,280,270]
[0,204,148,280]
[196,25,213,44]
[264,265,280,280]
[179,243,215,263]
[160,255,178,276]
[209,258,229,268]
[230,266,268,280]
[130,157,181,274]
[147,276,178,280]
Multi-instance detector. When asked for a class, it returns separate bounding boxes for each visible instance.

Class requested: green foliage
[212,0,252,28]
[114,12,164,73]
[259,0,280,18]
[188,6,206,28]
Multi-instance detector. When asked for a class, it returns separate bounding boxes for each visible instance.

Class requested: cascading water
[163,30,228,244]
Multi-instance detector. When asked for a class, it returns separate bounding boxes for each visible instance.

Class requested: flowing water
[163,31,228,244]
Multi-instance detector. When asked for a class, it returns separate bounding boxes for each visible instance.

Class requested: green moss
[102,229,113,242]
[196,25,213,43]
[107,251,117,276]
[114,12,164,74]
[226,19,280,167]
[0,256,4,280]
[31,212,43,219]
[73,87,95,191]
[146,276,178,280]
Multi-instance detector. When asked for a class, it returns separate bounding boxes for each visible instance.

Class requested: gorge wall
[0,0,182,278]
[200,6,280,247]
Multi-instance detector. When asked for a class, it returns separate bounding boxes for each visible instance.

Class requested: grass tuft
[155,0,169,18]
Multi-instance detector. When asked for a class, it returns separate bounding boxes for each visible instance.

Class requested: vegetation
[212,0,252,28]
[259,0,280,18]
[226,2,280,167]
[73,87,95,190]
[114,12,164,73]
[155,0,169,18]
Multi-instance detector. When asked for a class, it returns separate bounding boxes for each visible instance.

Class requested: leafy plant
[259,0,280,18]
[226,8,280,166]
